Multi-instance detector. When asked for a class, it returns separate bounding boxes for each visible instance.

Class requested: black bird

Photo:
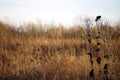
[89,69,94,77]
[95,15,101,21]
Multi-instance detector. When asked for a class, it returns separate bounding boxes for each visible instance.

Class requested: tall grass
[0,19,120,80]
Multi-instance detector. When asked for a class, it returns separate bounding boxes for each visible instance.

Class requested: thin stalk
[96,16,102,79]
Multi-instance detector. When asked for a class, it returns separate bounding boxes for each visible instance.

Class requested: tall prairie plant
[85,17,95,79]
[103,25,112,80]
[95,16,102,79]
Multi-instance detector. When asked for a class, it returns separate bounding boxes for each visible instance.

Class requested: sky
[0,0,120,26]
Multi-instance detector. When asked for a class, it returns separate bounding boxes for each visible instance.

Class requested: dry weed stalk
[95,15,102,79]
[85,18,95,79]
[103,26,112,80]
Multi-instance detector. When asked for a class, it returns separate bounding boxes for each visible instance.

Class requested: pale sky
[0,0,120,26]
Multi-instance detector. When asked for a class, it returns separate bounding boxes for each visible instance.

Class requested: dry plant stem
[103,27,111,80]
[86,20,94,79]
[96,19,102,79]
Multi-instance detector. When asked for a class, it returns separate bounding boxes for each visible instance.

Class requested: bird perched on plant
[95,15,101,21]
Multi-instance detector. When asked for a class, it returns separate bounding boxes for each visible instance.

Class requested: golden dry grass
[0,20,120,80]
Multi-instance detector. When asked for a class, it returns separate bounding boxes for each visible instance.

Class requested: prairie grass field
[0,20,120,80]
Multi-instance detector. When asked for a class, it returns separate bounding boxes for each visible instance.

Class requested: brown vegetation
[0,20,120,80]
